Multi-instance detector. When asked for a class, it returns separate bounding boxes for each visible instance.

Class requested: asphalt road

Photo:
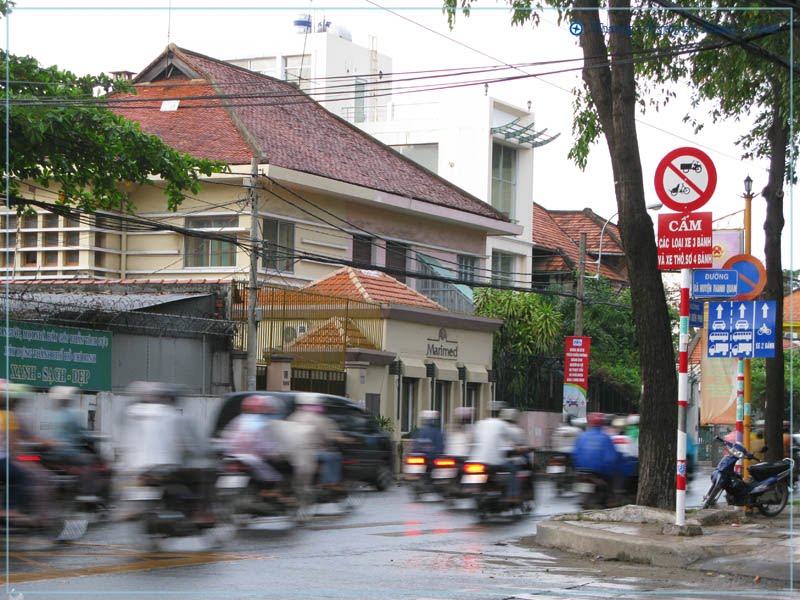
[5,471,785,600]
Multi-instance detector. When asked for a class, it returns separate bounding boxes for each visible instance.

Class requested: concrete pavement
[532,502,798,585]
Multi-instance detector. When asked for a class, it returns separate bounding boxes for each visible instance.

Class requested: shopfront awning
[401,358,427,379]
[431,361,459,381]
[461,363,489,383]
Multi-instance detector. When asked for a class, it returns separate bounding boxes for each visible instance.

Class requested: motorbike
[403,453,463,500]
[215,454,302,525]
[123,464,230,548]
[459,454,535,519]
[545,453,575,496]
[573,455,639,509]
[702,436,793,516]
[2,444,88,542]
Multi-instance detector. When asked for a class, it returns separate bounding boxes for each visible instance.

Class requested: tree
[446,0,678,508]
[635,4,797,462]
[1,50,227,214]
[474,288,563,407]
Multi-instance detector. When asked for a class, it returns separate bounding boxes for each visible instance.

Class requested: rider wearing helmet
[48,386,97,501]
[411,410,445,462]
[221,394,284,484]
[444,406,474,459]
[572,412,624,492]
[467,401,520,501]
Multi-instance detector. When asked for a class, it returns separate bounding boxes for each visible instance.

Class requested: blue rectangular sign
[691,269,739,299]
[689,300,704,328]
[707,300,776,359]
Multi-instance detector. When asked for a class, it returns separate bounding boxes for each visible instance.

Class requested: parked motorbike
[573,455,639,510]
[702,436,792,516]
[459,455,534,519]
[545,453,575,496]
[123,464,229,548]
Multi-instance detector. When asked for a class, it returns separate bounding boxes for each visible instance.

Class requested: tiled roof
[305,267,444,311]
[549,209,624,256]
[784,289,800,327]
[531,204,625,282]
[287,317,376,352]
[112,45,506,222]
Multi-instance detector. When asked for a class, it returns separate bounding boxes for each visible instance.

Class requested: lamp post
[595,202,663,278]
[742,175,754,472]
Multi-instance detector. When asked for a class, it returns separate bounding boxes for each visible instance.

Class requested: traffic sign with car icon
[707,300,776,359]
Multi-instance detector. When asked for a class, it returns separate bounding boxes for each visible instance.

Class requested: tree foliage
[1,50,228,213]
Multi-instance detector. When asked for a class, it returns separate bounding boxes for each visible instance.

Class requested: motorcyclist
[121,381,216,524]
[410,410,445,463]
[572,412,625,501]
[0,381,31,520]
[48,386,97,501]
[287,394,350,493]
[552,414,582,454]
[444,406,475,460]
[221,394,286,486]
[500,407,533,502]
[467,402,518,501]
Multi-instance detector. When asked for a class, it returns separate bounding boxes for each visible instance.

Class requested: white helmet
[49,386,81,404]
[499,408,519,423]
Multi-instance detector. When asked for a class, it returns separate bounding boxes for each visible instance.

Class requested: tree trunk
[762,79,786,463]
[574,0,677,509]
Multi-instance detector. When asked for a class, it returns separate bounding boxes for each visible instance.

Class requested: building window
[248,57,277,77]
[352,235,373,267]
[465,383,480,417]
[492,251,515,286]
[42,213,59,229]
[65,231,80,247]
[22,232,37,248]
[365,393,381,418]
[284,55,311,91]
[390,143,439,173]
[0,251,15,268]
[433,381,450,429]
[491,142,516,219]
[354,79,366,123]
[23,251,37,266]
[44,231,59,247]
[184,215,237,268]
[22,214,38,229]
[263,218,295,273]
[3,215,17,248]
[458,255,478,284]
[385,241,407,284]
[400,378,417,434]
[44,251,58,266]
[64,250,79,266]
[95,231,106,248]
[94,252,105,268]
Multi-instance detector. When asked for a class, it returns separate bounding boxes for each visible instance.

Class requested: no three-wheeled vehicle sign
[654,147,718,212]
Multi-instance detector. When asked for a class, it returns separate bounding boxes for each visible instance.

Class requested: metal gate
[291,368,346,396]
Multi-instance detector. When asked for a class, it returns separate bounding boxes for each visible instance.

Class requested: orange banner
[700,330,738,425]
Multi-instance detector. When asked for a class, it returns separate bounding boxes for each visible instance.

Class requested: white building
[226,22,558,310]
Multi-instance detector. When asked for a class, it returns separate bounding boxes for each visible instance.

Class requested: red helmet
[588,412,606,427]
[242,395,272,414]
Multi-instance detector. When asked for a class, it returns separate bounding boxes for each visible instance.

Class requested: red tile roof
[305,267,444,310]
[531,203,625,282]
[287,317,376,352]
[785,289,800,327]
[112,45,506,222]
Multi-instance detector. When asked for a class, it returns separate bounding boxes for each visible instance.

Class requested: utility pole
[247,156,260,391]
[575,232,587,337]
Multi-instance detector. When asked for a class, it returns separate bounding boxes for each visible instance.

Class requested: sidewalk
[532,503,799,585]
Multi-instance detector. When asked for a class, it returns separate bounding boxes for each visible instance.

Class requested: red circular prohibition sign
[654,147,717,212]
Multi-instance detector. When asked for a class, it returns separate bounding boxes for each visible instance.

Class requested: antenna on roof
[167,0,172,45]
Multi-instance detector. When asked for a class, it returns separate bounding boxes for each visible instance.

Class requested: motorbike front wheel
[702,481,723,509]
[756,482,789,517]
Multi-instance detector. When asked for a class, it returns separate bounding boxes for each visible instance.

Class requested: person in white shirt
[468,402,520,500]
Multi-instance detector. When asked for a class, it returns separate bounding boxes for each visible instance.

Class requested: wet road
[5,474,783,600]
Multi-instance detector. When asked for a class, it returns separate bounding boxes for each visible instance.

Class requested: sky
[3,0,794,270]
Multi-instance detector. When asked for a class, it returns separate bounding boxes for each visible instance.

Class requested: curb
[536,520,709,568]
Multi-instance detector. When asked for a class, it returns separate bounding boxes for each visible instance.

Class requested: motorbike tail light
[464,463,486,474]
[225,461,248,472]
[433,458,456,467]
[406,456,426,466]
[16,455,40,462]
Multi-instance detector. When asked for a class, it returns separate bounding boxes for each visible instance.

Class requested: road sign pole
[676,268,690,526]
[736,359,744,476]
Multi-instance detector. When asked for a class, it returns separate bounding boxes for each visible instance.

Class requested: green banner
[1,320,112,391]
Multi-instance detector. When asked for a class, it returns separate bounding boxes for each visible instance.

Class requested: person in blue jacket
[411,410,445,461]
[572,412,624,484]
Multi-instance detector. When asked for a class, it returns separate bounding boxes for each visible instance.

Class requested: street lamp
[595,202,663,279]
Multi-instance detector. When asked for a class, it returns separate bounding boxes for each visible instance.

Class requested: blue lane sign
[707,300,776,359]
[689,300,704,328]
[691,269,738,299]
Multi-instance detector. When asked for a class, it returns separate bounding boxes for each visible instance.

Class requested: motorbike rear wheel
[702,481,723,509]
[756,482,789,517]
